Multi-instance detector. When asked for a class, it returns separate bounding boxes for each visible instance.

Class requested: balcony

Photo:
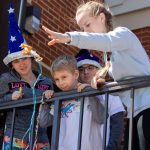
[0,75,150,150]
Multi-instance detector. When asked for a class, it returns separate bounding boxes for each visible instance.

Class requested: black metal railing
[0,75,150,150]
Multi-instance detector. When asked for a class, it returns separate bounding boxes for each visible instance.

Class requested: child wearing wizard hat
[76,49,125,150]
[0,3,53,150]
[3,3,31,66]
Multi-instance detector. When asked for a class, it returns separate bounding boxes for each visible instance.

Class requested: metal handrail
[0,75,150,110]
[0,75,150,150]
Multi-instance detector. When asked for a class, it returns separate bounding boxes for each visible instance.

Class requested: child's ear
[74,69,79,79]
[99,12,106,23]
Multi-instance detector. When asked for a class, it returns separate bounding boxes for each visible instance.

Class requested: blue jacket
[0,71,53,143]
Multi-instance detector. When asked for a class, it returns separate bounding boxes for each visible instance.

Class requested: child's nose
[59,80,64,86]
[84,68,89,74]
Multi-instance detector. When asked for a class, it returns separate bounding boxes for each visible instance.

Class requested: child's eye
[22,57,28,60]
[86,23,90,27]
[80,27,84,32]
[54,79,59,82]
[62,76,67,79]
[12,59,19,63]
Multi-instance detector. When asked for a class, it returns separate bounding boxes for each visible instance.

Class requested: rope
[21,63,42,150]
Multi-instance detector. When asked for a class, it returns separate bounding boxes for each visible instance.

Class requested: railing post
[9,108,16,150]
[77,96,85,150]
[128,88,135,150]
[102,92,109,150]
[51,100,61,150]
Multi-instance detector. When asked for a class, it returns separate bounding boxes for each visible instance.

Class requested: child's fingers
[44,90,54,99]
[12,92,23,100]
[45,93,51,99]
[19,93,24,98]
[97,78,105,84]
[48,39,60,46]
[42,26,59,40]
[77,83,89,92]
[42,26,54,35]
[50,90,54,95]
[91,76,98,89]
[96,78,105,88]
[77,83,82,92]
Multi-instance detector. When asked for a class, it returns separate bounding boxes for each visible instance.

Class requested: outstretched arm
[42,26,133,53]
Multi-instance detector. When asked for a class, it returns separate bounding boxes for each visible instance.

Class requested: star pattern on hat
[7,3,24,53]
[8,7,14,14]
[10,36,16,42]
[3,3,32,65]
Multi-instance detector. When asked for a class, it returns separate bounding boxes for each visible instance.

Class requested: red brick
[26,0,150,76]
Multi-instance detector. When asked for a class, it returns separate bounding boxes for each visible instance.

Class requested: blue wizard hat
[3,3,32,65]
[75,49,101,68]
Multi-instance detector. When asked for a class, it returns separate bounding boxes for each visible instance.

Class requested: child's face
[78,64,98,84]
[12,57,32,76]
[76,11,107,33]
[53,69,79,91]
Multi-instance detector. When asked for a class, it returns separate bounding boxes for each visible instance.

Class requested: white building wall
[105,0,150,30]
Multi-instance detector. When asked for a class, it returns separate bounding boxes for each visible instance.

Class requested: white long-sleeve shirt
[67,27,150,117]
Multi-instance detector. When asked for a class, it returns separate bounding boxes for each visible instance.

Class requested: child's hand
[12,91,24,100]
[77,83,90,92]
[91,76,105,89]
[44,90,54,99]
[42,26,70,46]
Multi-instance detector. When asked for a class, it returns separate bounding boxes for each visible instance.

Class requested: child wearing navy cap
[76,49,125,150]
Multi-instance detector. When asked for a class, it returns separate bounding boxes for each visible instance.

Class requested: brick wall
[24,0,104,74]
[24,0,81,74]
[133,27,150,56]
[24,0,150,75]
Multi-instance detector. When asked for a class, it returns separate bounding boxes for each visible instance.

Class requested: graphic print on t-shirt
[61,101,80,118]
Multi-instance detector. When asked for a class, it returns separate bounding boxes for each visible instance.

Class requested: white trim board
[106,0,150,16]
[113,8,150,30]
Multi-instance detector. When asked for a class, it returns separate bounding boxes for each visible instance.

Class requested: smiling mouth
[20,68,26,71]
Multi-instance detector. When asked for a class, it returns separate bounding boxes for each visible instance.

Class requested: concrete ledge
[106,0,150,16]
[113,8,150,30]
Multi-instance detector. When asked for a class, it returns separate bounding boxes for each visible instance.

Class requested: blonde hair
[76,1,113,31]
[51,55,78,77]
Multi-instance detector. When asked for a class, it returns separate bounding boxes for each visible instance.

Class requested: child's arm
[91,76,105,89]
[38,103,53,128]
[0,74,14,102]
[89,96,105,124]
[91,62,110,89]
[0,88,24,102]
[77,83,90,92]
[38,90,54,128]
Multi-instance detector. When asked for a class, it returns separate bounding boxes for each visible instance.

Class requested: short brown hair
[50,55,78,77]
